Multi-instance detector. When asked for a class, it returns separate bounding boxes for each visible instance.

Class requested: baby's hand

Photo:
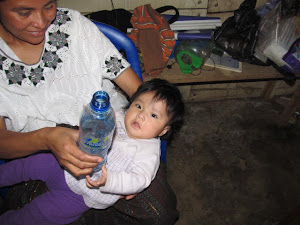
[86,165,107,188]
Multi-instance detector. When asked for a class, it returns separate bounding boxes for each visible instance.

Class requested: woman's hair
[130,78,184,140]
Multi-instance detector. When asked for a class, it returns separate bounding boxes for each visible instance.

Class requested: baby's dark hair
[130,78,184,140]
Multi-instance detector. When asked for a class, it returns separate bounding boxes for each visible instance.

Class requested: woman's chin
[19,35,45,46]
[27,38,45,45]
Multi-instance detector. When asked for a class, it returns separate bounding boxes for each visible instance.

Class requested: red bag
[128,4,176,78]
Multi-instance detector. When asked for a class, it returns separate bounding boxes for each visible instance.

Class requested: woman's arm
[114,67,142,97]
[0,117,45,158]
[0,117,102,176]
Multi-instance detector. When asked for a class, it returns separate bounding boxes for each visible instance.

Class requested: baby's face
[125,92,170,139]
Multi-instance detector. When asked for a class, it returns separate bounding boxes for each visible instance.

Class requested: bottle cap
[90,91,110,112]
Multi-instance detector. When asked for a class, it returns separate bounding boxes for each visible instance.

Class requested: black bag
[213,0,271,66]
[85,6,179,33]
[86,9,132,33]
[281,0,299,17]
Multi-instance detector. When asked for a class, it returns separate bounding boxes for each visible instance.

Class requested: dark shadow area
[168,96,300,225]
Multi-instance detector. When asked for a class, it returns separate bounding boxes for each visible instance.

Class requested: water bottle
[78,91,116,172]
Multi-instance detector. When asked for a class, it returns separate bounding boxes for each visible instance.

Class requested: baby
[0,78,184,225]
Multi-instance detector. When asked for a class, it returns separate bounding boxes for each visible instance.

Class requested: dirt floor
[167,96,300,225]
[1,96,299,225]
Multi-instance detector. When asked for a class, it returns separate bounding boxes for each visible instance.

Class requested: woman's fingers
[61,153,102,177]
[46,127,102,176]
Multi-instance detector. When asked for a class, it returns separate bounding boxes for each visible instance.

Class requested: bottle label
[85,137,110,148]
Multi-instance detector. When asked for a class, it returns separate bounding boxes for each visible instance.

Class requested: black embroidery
[28,66,45,86]
[0,56,6,70]
[53,10,71,26]
[48,30,69,50]
[105,56,125,76]
[42,49,63,70]
[5,63,26,85]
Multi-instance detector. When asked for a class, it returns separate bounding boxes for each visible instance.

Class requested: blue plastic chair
[92,21,167,163]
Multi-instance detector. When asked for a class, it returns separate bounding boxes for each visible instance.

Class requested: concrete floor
[167,96,300,225]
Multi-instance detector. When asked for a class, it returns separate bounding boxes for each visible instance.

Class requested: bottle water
[78,91,115,172]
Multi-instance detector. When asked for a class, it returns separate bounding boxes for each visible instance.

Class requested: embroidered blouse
[0,8,130,132]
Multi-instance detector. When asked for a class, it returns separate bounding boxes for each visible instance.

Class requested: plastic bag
[281,0,299,16]
[255,0,300,85]
[213,0,270,65]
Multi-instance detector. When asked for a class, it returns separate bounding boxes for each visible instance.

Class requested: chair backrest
[93,21,167,163]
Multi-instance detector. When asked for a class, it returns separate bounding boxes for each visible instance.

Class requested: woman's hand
[44,127,102,177]
[86,165,107,188]
[0,118,101,177]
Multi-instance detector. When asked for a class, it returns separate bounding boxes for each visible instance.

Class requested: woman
[0,0,179,224]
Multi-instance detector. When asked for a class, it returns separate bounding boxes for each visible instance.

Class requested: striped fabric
[128,4,176,77]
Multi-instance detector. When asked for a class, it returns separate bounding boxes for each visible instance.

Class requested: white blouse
[0,8,130,132]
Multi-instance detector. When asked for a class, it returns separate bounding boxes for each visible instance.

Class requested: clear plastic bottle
[78,91,115,172]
